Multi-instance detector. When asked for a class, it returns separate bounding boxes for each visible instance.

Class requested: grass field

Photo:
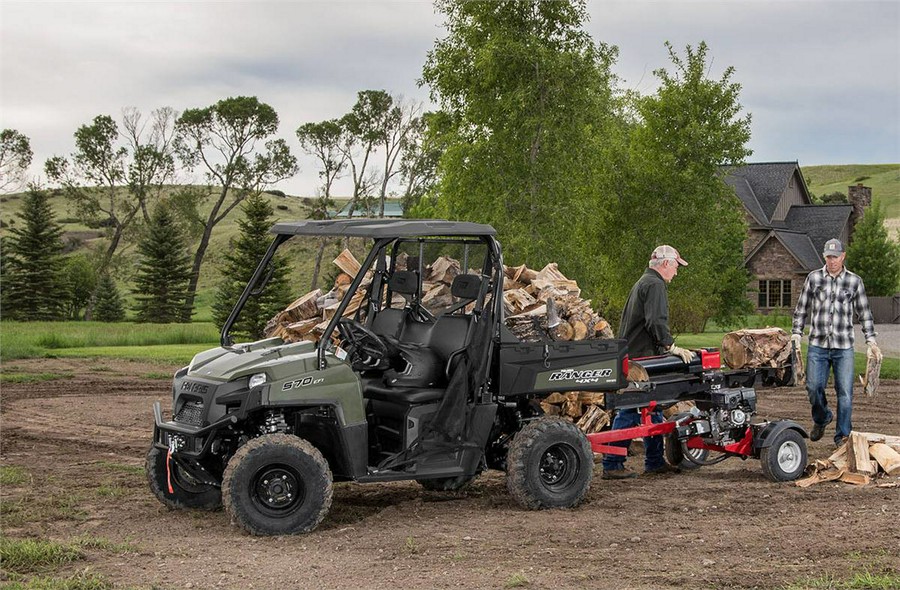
[802,163,900,219]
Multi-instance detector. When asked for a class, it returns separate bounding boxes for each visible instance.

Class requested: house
[723,162,871,311]
[332,200,404,218]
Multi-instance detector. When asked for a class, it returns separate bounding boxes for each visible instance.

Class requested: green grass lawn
[802,163,899,218]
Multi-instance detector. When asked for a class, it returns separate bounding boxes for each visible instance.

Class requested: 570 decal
[282,376,324,391]
[548,368,613,384]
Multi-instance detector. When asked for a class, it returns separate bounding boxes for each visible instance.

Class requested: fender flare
[754,419,808,450]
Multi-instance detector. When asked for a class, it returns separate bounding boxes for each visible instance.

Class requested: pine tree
[1,186,67,320]
[212,193,292,340]
[93,273,126,322]
[132,204,193,323]
[846,202,900,296]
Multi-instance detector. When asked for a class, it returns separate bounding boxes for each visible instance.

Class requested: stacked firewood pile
[797,431,900,488]
[264,250,616,346]
[538,392,611,434]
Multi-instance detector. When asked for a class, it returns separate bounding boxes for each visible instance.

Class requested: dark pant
[806,345,855,443]
[601,408,665,471]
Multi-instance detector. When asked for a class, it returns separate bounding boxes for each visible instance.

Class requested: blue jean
[806,345,855,443]
[601,408,665,471]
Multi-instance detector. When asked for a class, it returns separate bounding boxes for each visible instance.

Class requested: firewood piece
[283,289,322,322]
[721,328,792,370]
[422,283,453,310]
[628,362,650,383]
[561,398,582,419]
[852,431,900,448]
[281,319,319,342]
[535,262,569,283]
[827,444,849,471]
[859,353,882,396]
[663,401,696,420]
[796,467,844,488]
[503,277,526,291]
[540,401,561,416]
[576,404,610,433]
[543,392,568,405]
[334,273,353,287]
[570,320,588,341]
[869,443,900,475]
[848,432,876,475]
[426,256,460,284]
[503,288,538,315]
[333,249,362,277]
[838,472,870,486]
[551,320,574,342]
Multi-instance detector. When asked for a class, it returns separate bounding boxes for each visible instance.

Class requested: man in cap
[602,245,695,479]
[792,238,882,447]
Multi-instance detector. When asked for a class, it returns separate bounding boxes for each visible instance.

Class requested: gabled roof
[723,162,801,224]
[784,204,853,256]
[774,231,822,270]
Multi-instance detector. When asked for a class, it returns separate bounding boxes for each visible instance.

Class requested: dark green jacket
[617,268,674,358]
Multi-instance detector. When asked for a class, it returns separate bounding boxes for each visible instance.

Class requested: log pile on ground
[264,250,615,345]
[796,431,900,488]
[538,392,611,434]
[721,327,803,384]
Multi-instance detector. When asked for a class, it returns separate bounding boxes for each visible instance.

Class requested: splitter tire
[222,434,332,536]
[146,445,221,511]
[506,418,593,510]
[760,429,808,482]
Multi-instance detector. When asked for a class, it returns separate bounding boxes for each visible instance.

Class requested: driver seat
[372,270,421,340]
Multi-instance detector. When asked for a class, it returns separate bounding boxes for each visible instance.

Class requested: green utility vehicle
[148,219,627,535]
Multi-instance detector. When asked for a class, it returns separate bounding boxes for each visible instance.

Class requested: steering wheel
[336,318,390,370]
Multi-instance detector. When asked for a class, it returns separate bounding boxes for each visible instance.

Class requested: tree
[132,203,193,323]
[44,109,177,284]
[2,186,67,320]
[599,42,753,330]
[93,272,127,322]
[398,111,445,215]
[846,202,900,296]
[339,90,393,217]
[0,129,33,194]
[212,193,292,339]
[61,254,98,320]
[175,96,298,317]
[422,0,619,284]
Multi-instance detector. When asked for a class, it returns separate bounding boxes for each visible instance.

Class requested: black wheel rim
[251,465,305,516]
[168,455,213,494]
[539,443,579,492]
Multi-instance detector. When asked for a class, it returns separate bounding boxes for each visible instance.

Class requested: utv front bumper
[152,401,238,459]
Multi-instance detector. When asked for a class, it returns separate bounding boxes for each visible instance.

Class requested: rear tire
[146,445,221,511]
[760,429,807,482]
[222,434,332,536]
[506,418,593,510]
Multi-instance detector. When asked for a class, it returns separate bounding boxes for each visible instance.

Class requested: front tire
[506,418,593,510]
[146,445,221,511]
[760,429,808,482]
[222,434,332,536]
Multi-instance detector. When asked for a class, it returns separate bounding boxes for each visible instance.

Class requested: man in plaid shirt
[791,238,882,446]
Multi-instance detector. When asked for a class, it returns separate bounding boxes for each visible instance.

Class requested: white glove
[790,333,802,351]
[668,344,695,364]
[867,341,883,362]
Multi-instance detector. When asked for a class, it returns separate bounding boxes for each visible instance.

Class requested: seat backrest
[427,314,475,362]
[372,271,421,338]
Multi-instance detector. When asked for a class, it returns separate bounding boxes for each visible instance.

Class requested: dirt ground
[1,357,898,590]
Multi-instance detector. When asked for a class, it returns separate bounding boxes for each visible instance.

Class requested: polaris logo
[548,368,613,383]
[180,381,209,394]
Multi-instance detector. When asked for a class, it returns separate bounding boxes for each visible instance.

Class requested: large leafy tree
[600,42,753,331]
[132,203,193,323]
[212,193,292,339]
[176,96,297,317]
[422,0,618,283]
[0,129,33,194]
[2,186,67,320]
[846,202,900,296]
[44,109,177,285]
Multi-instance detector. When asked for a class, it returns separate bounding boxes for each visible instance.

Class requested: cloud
[1,0,897,196]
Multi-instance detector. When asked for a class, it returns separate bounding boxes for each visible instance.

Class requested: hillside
[802,164,899,234]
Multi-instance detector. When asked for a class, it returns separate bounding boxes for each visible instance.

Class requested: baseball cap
[823,238,844,257]
[650,245,688,266]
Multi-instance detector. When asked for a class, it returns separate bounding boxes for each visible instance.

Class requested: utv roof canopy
[270,219,497,239]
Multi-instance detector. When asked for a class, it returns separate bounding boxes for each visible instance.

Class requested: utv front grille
[174,400,204,425]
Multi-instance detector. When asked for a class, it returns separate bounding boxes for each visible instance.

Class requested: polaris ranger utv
[148,219,807,536]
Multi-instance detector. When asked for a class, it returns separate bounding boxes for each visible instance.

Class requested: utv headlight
[249,373,267,389]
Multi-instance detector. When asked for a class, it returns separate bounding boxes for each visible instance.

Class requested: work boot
[601,467,638,480]
[644,464,680,476]
[810,417,832,442]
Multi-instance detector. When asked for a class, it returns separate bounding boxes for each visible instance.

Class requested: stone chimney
[848,183,871,239]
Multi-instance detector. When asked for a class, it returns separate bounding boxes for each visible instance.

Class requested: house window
[758,280,792,308]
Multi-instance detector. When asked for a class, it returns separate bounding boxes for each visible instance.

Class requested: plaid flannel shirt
[792,266,876,349]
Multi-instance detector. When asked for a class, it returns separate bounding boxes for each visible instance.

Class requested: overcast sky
[1,0,898,196]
